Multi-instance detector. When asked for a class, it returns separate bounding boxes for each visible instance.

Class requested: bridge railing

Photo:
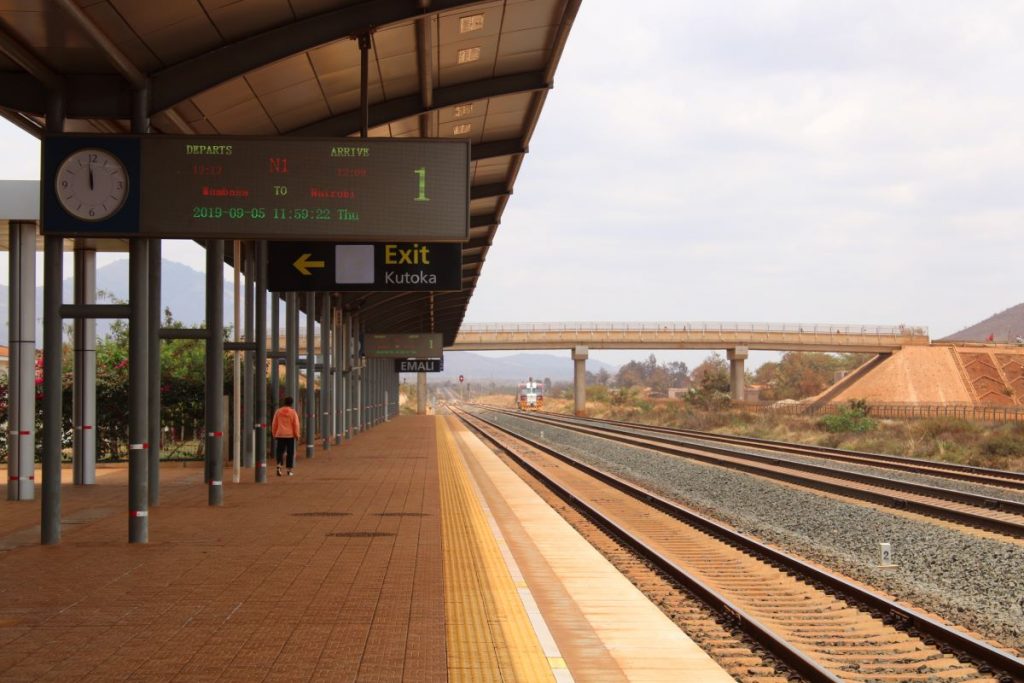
[457,322,929,339]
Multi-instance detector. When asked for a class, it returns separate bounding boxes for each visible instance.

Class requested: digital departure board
[41,135,470,241]
[364,333,443,359]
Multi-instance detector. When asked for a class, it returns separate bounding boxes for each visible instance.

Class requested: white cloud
[2,3,1022,348]
[467,1,1024,339]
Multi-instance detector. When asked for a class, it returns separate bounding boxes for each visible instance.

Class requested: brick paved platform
[0,417,445,682]
[1,414,731,682]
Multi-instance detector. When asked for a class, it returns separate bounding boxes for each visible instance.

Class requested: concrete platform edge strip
[446,414,735,682]
[436,415,556,682]
[445,416,573,683]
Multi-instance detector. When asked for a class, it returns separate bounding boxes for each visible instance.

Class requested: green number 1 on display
[414,167,429,202]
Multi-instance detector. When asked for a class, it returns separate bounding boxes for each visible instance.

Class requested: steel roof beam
[0,1,499,117]
[293,70,548,137]
[54,0,146,89]
[0,106,42,138]
[0,24,62,91]
[470,214,497,229]
[470,183,511,200]
[471,138,526,160]
[150,0,487,112]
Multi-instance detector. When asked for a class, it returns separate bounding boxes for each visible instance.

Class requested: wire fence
[740,401,1024,423]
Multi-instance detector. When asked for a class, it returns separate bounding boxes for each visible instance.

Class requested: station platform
[0,416,730,682]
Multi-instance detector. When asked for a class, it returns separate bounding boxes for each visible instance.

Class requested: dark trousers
[275,437,296,468]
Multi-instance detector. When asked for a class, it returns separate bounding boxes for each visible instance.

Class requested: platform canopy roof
[0,0,580,344]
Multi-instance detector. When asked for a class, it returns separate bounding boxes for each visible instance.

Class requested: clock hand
[88,165,93,191]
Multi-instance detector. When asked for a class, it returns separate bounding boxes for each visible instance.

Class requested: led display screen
[42,135,470,241]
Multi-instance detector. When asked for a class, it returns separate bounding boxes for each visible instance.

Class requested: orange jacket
[272,406,301,438]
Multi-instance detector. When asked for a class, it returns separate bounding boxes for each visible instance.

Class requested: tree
[690,354,730,393]
[755,352,872,401]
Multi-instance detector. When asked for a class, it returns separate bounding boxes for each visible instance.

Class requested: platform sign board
[364,333,442,359]
[41,135,470,240]
[396,359,444,373]
[267,241,461,292]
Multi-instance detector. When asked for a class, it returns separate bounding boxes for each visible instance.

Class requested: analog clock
[55,148,129,221]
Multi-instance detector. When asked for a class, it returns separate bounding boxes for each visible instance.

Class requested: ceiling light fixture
[457,47,481,64]
[453,104,474,118]
[459,15,485,33]
[453,123,472,135]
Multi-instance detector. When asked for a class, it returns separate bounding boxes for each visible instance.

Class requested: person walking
[272,396,301,477]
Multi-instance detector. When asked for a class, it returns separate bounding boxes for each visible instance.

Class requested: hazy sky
[2,1,1023,369]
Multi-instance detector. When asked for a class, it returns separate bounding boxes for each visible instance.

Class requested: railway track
[452,406,1024,683]
[528,409,1024,492]
[479,406,1024,540]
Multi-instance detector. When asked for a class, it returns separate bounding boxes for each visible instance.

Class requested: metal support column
[128,239,150,542]
[321,293,331,450]
[359,33,370,138]
[368,359,374,425]
[254,241,268,482]
[356,329,364,432]
[205,240,225,506]
[286,292,298,402]
[72,245,96,485]
[243,241,255,467]
[343,313,352,437]
[270,293,280,409]
[8,221,36,501]
[417,372,426,415]
[366,358,371,426]
[147,239,161,505]
[41,95,64,544]
[333,305,343,445]
[41,235,62,544]
[305,292,315,458]
[231,241,241,483]
[128,86,151,542]
[374,360,381,424]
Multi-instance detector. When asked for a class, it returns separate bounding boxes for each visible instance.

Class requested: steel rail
[452,408,841,683]
[484,407,1024,538]
[534,409,1024,490]
[453,407,1024,683]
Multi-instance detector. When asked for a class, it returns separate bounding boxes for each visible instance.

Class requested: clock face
[55,148,129,221]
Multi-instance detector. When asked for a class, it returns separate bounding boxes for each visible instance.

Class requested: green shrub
[818,401,876,433]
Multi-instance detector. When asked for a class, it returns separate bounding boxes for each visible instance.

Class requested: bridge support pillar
[572,346,588,416]
[727,347,748,402]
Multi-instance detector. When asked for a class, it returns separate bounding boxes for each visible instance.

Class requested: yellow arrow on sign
[293,253,326,276]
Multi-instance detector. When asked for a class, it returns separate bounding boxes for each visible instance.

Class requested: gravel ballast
[565,417,1024,505]
[482,410,1024,654]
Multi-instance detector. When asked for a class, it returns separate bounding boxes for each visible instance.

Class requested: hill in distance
[0,260,620,382]
[941,303,1024,343]
[429,351,617,384]
[0,258,229,345]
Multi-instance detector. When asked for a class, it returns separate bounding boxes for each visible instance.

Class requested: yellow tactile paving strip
[447,416,735,683]
[437,418,556,683]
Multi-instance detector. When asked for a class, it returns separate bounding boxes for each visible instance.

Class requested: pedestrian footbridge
[449,322,929,353]
[448,322,930,412]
